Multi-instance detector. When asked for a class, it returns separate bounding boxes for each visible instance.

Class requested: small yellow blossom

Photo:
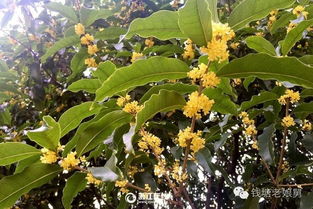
[131,52,144,63]
[115,180,129,193]
[201,39,229,62]
[293,5,308,19]
[239,111,249,118]
[252,141,259,150]
[127,166,144,178]
[182,39,195,60]
[282,115,295,127]
[176,127,205,153]
[245,125,257,136]
[270,10,278,16]
[145,38,154,48]
[278,89,300,105]
[80,34,94,45]
[138,130,164,155]
[242,117,255,125]
[86,173,102,185]
[85,58,98,67]
[230,42,240,50]
[255,32,264,37]
[154,159,167,176]
[183,92,215,119]
[302,120,312,131]
[75,23,85,35]
[200,22,234,62]
[187,63,220,88]
[60,152,80,170]
[144,184,151,192]
[171,161,188,183]
[40,148,58,164]
[116,95,131,107]
[123,101,143,115]
[87,45,99,55]
[287,22,298,33]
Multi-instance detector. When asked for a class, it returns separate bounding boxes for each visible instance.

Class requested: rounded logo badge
[125,192,137,203]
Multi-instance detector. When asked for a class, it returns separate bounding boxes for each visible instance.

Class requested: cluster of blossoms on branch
[40,144,101,185]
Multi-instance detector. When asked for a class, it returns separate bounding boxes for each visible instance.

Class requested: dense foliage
[1,0,313,208]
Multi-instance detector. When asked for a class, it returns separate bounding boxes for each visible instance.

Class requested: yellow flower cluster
[40,148,58,164]
[80,34,94,45]
[182,39,195,60]
[154,159,167,176]
[200,22,235,62]
[302,120,312,131]
[127,166,144,178]
[145,38,154,48]
[239,112,257,136]
[278,89,300,105]
[183,91,214,119]
[85,58,98,67]
[187,63,221,88]
[86,173,102,185]
[252,141,259,150]
[268,10,277,27]
[60,152,80,170]
[131,52,144,63]
[115,180,129,193]
[176,127,205,154]
[282,115,295,127]
[87,45,99,55]
[138,130,164,155]
[122,101,143,115]
[293,5,308,19]
[117,95,131,107]
[171,161,188,183]
[75,23,85,35]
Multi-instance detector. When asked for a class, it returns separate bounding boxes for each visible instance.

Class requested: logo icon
[125,192,137,203]
[233,186,249,199]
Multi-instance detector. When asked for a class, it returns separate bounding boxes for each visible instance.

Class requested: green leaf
[80,7,113,26]
[240,91,279,111]
[258,124,275,165]
[281,19,313,55]
[94,27,127,40]
[300,192,313,209]
[302,135,313,153]
[243,197,260,209]
[206,0,219,22]
[0,143,40,166]
[202,88,238,115]
[140,83,197,103]
[301,89,313,98]
[245,36,276,56]
[58,102,102,137]
[68,47,88,81]
[95,57,189,101]
[217,53,313,89]
[27,116,61,150]
[14,155,40,174]
[142,44,184,57]
[45,2,78,22]
[178,0,212,46]
[0,164,61,209]
[62,172,87,209]
[136,90,186,131]
[228,0,295,31]
[125,10,187,40]
[92,61,116,82]
[41,36,80,63]
[270,13,296,34]
[76,110,132,156]
[68,79,101,93]
[294,102,313,119]
[243,77,256,90]
[299,55,313,65]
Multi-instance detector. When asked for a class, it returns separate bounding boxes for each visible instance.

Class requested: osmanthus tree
[1,0,313,208]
